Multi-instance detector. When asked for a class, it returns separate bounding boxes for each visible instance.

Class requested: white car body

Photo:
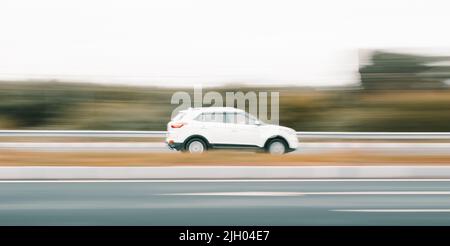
[166,107,298,154]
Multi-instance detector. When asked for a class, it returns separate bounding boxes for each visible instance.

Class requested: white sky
[1,0,450,87]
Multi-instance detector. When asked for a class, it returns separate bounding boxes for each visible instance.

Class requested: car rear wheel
[186,139,207,154]
[267,139,287,155]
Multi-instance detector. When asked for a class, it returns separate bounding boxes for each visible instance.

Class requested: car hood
[262,124,296,134]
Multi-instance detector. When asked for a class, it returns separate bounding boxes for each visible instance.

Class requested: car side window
[194,113,204,121]
[236,113,247,124]
[225,112,235,124]
[196,112,224,123]
[225,112,256,124]
[246,113,257,125]
[238,113,257,124]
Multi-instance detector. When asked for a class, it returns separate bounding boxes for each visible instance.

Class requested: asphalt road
[2,179,450,225]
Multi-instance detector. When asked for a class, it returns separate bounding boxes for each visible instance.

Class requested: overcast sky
[1,0,450,87]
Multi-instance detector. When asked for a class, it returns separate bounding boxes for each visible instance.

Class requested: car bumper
[286,134,299,150]
[167,141,184,151]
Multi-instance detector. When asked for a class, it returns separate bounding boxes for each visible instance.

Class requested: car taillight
[171,122,186,128]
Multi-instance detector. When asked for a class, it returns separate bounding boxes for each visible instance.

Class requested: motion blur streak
[1,49,450,133]
[0,142,449,154]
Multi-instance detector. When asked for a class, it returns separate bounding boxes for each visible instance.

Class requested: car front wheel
[185,139,207,154]
[267,139,287,155]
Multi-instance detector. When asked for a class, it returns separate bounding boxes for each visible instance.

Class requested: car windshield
[246,113,261,124]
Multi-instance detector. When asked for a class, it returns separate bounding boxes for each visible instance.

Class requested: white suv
[166,107,298,154]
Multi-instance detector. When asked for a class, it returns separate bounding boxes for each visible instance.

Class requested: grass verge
[0,150,449,166]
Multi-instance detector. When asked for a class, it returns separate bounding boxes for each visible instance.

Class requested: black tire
[265,139,288,155]
[185,138,208,154]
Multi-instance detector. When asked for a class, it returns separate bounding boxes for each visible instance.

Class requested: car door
[196,112,234,145]
[226,112,261,147]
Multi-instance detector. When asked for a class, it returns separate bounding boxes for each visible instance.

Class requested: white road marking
[162,191,450,196]
[165,192,303,196]
[333,209,450,213]
[1,178,450,183]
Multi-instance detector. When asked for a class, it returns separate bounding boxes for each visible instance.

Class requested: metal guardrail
[0,130,167,138]
[295,132,450,140]
[0,130,450,140]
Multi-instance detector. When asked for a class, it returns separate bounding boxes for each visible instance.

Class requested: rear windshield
[172,112,186,121]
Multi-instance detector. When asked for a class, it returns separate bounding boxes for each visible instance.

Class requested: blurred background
[1,49,450,132]
[1,1,450,132]
[2,0,450,227]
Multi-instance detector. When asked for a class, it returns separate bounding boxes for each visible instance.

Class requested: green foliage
[1,81,450,131]
[359,51,450,90]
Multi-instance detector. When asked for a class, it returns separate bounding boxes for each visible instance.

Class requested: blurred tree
[1,81,450,131]
[359,51,450,90]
